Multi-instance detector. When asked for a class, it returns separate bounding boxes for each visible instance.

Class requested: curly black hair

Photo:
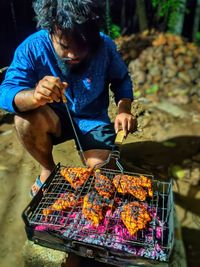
[33,0,103,49]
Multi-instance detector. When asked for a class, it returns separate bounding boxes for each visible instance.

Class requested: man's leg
[83,149,111,168]
[14,105,62,194]
[78,124,117,169]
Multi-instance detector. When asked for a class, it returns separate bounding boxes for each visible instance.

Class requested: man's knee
[14,106,60,135]
[14,113,32,134]
[83,149,111,168]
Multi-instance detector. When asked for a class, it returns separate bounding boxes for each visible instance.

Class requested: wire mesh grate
[24,164,174,262]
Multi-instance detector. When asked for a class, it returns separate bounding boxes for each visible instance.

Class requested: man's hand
[33,76,67,106]
[114,98,136,137]
[14,76,68,112]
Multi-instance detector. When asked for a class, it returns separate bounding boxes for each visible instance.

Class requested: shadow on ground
[181,227,200,267]
[119,135,200,267]
[120,135,200,175]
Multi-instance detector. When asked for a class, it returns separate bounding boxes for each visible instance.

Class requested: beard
[54,53,90,77]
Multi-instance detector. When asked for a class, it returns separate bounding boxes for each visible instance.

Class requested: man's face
[51,29,89,69]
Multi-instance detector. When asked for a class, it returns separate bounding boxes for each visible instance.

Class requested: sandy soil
[0,119,82,267]
[0,102,200,267]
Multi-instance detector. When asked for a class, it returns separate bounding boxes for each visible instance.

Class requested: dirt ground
[0,99,200,267]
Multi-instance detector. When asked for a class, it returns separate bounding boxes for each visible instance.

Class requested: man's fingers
[114,120,120,134]
[128,116,135,133]
[62,82,68,89]
[34,91,54,103]
[40,84,60,101]
[115,119,128,136]
[44,76,66,97]
[115,114,136,139]
[60,82,68,102]
[44,76,62,85]
[122,119,128,138]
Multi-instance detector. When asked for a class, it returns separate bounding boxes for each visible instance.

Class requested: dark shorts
[49,103,117,151]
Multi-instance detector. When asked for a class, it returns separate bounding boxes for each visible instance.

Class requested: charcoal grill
[22,153,174,267]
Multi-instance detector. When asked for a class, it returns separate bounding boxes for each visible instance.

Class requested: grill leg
[62,253,80,267]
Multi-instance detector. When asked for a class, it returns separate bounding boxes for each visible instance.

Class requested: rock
[164,68,177,78]
[134,71,146,84]
[177,72,191,83]
[188,69,199,81]
[168,95,190,105]
[148,65,161,77]
[123,32,200,101]
[165,56,175,66]
[151,100,188,118]
[190,166,200,185]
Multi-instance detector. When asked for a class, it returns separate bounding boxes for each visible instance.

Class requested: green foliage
[146,84,159,94]
[105,0,121,39]
[109,24,121,39]
[152,0,187,32]
[134,91,141,99]
[195,32,200,45]
[152,0,182,16]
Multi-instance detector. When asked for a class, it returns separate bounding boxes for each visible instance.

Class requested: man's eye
[60,43,69,50]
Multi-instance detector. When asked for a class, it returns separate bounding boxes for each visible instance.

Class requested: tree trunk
[192,0,200,41]
[135,0,148,31]
[170,0,187,35]
[105,0,111,36]
[121,0,126,34]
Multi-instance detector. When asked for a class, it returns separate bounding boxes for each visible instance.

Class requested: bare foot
[31,168,54,196]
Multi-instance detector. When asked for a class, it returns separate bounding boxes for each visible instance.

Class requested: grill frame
[22,163,174,266]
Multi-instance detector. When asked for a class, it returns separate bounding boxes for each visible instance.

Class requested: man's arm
[104,34,136,137]
[14,76,67,112]
[14,90,40,112]
[118,98,132,114]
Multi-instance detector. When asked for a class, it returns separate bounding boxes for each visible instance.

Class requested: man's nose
[67,51,79,60]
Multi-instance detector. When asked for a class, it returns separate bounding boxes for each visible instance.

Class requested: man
[0,0,135,197]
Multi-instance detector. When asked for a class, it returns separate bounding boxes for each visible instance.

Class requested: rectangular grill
[22,163,174,266]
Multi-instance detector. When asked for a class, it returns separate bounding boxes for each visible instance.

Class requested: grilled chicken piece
[140,175,153,197]
[113,174,153,201]
[60,167,92,190]
[121,201,151,235]
[42,192,82,216]
[82,192,112,226]
[94,170,115,198]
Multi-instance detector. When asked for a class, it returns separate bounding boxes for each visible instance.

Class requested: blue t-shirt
[0,30,133,134]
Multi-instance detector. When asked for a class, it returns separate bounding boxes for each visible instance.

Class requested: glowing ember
[24,165,174,263]
[35,205,167,261]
